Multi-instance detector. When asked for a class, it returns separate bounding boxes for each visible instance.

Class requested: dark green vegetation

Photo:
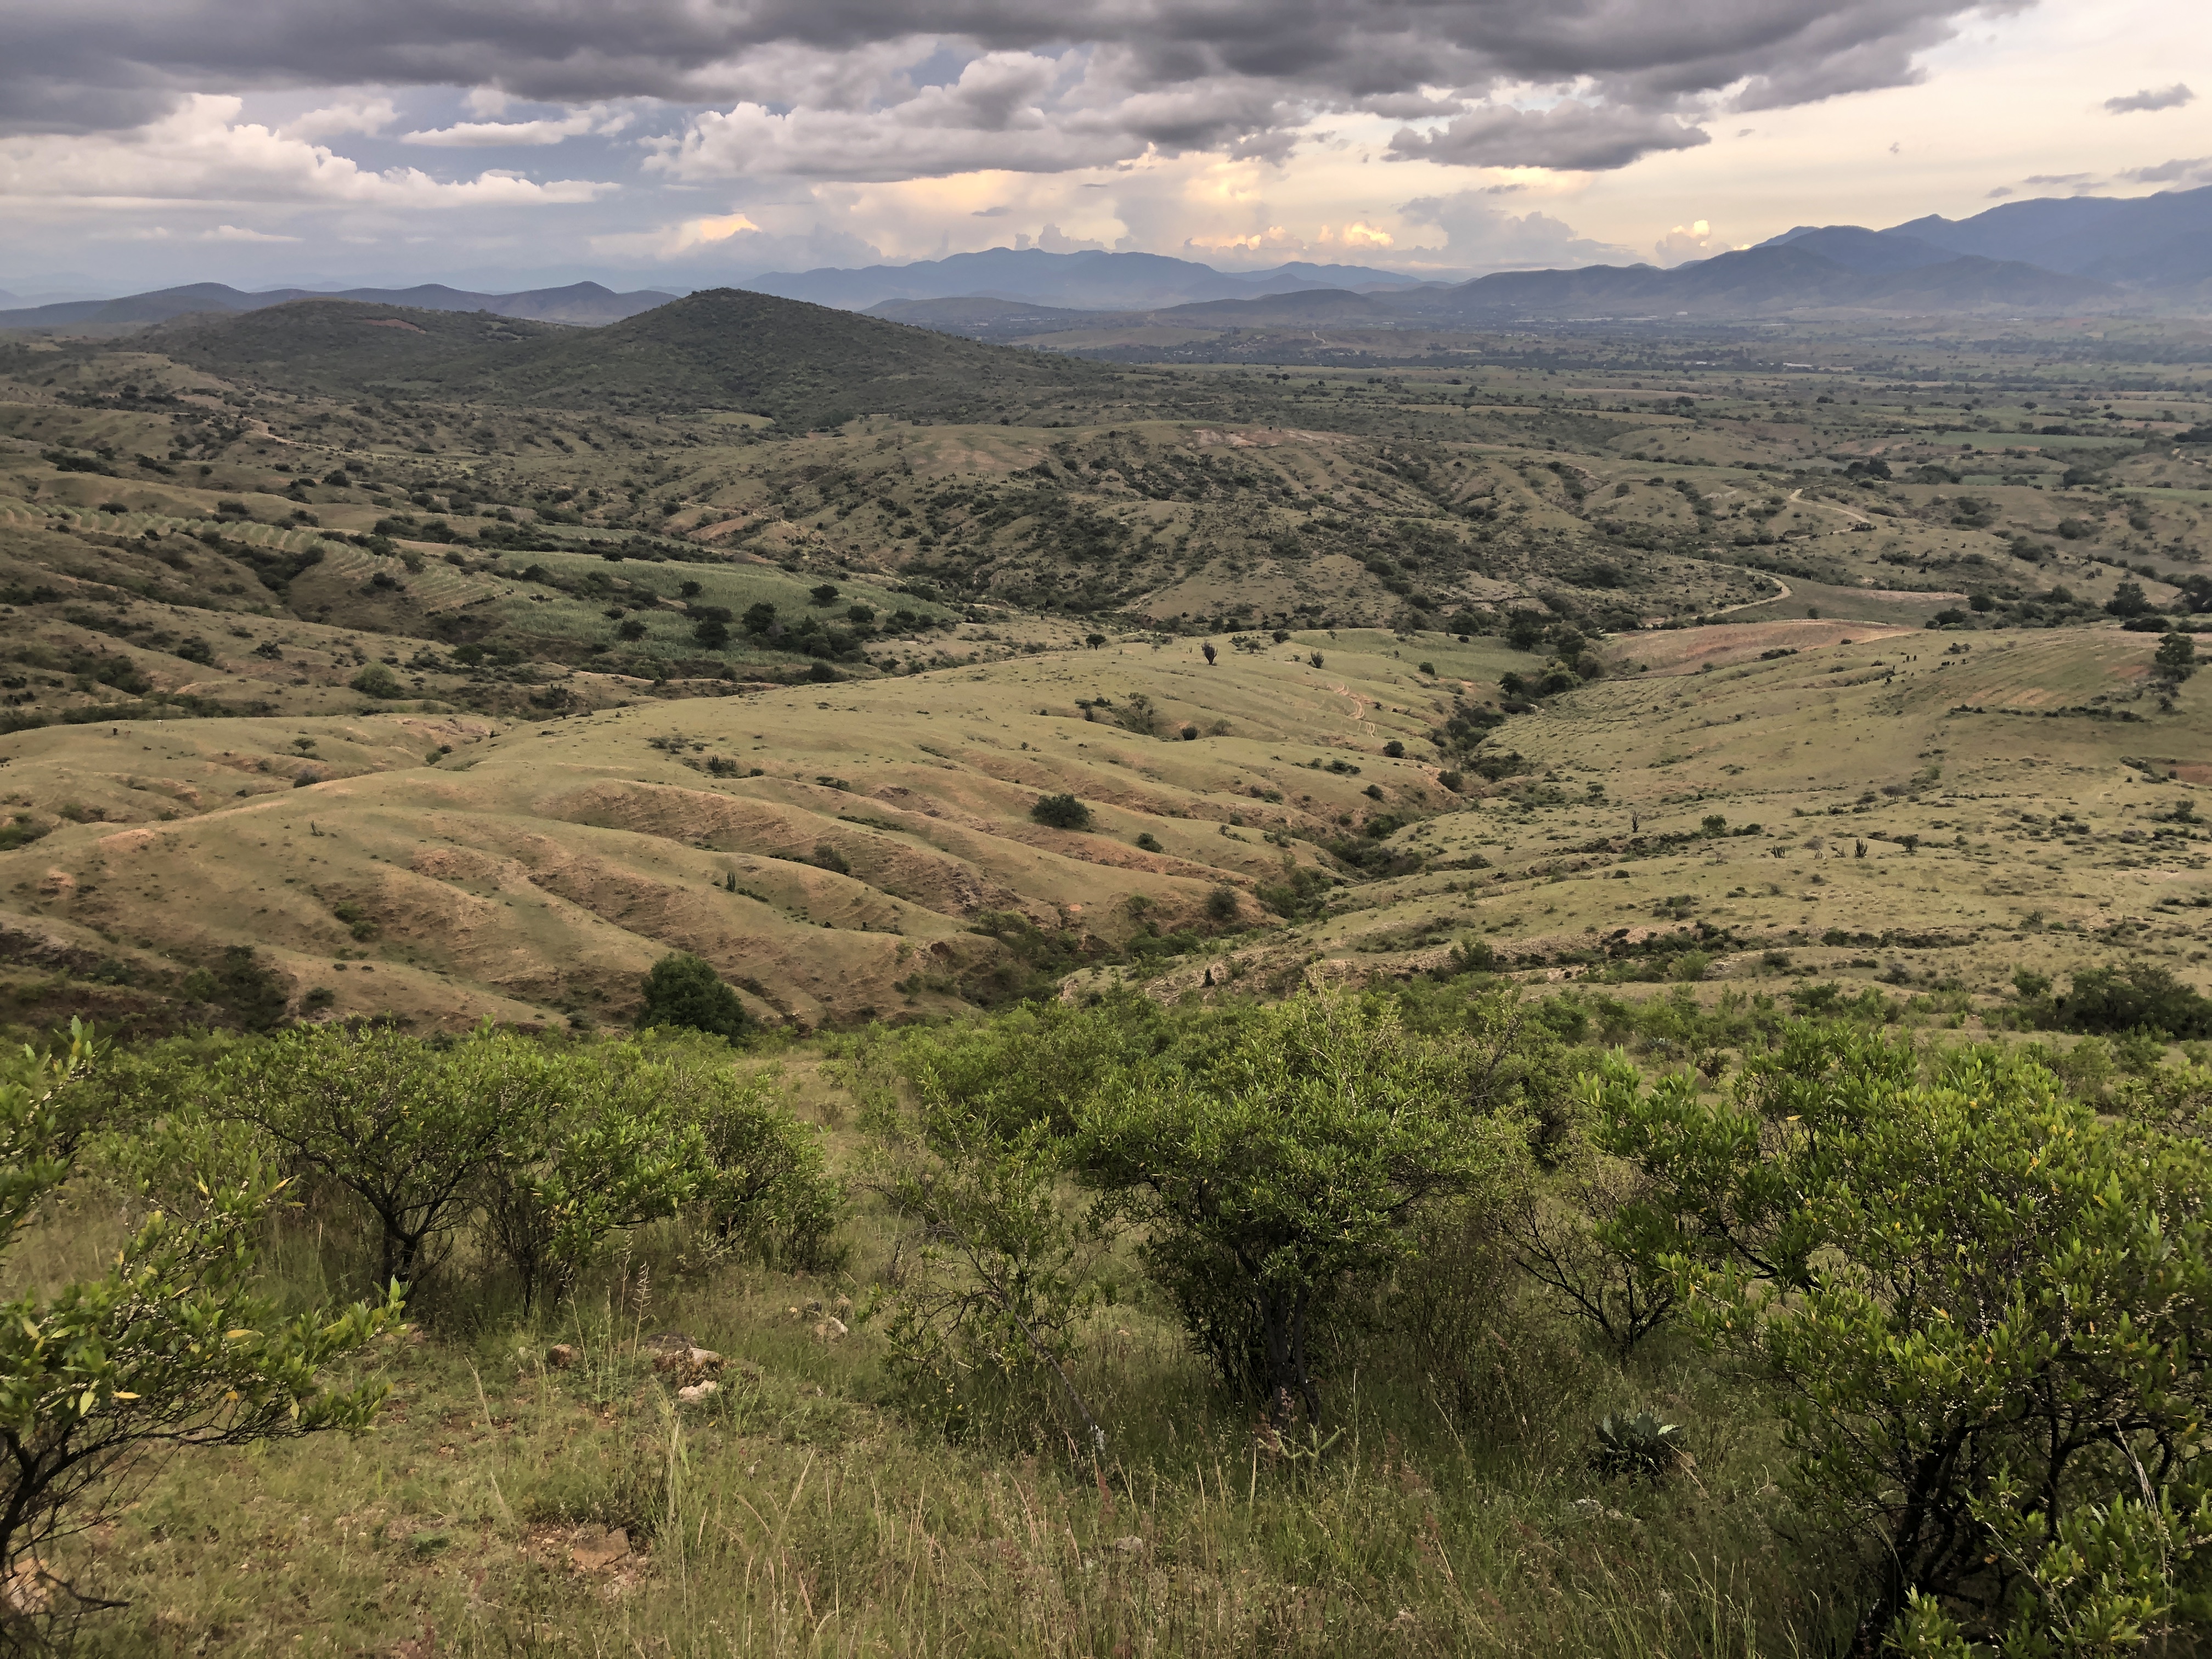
[10,977,2212,1655]
[150,289,1121,433]
[636,949,754,1043]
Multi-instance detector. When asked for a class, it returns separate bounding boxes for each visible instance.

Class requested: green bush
[2048,961,2212,1040]
[1073,992,1526,1420]
[1029,793,1093,831]
[0,1028,398,1638]
[214,1025,556,1288]
[474,1046,706,1310]
[637,951,753,1042]
[867,1074,1102,1445]
[349,661,404,699]
[1599,1025,2212,1653]
[681,1060,842,1270]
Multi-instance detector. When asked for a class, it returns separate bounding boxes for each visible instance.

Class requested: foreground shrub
[1075,992,1526,1422]
[215,1025,560,1288]
[679,1058,842,1269]
[475,1045,707,1311]
[1,1028,398,1643]
[868,1068,1103,1446]
[1598,1026,2212,1655]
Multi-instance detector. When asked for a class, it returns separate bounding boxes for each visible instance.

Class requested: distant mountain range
[5,185,2204,349]
[740,249,1445,312]
[870,245,2120,337]
[865,187,2211,334]
[0,279,675,331]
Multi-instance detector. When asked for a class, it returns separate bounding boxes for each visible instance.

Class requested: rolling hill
[148,289,1121,427]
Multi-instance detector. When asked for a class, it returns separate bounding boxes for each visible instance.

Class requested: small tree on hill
[1030,793,1092,831]
[349,662,403,698]
[638,951,754,1042]
[2154,630,2197,687]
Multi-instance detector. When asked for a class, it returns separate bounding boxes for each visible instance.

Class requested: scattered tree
[1029,793,1093,831]
[637,951,754,1042]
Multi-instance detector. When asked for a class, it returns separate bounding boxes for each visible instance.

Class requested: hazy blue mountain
[1883,185,2212,282]
[0,279,675,331]
[1415,242,2109,319]
[740,248,1433,311]
[1757,225,1959,274]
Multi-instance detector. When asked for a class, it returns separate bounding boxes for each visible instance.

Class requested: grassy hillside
[4,614,2206,1045]
[0,628,1503,1032]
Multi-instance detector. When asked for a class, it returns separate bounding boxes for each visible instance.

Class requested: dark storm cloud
[1387,101,1709,171]
[0,0,2015,176]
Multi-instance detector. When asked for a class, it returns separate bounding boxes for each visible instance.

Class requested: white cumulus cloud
[0,94,613,205]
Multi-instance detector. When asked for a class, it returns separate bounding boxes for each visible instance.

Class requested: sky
[0,0,2205,298]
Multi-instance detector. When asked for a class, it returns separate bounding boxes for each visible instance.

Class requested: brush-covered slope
[148,300,566,392]
[428,288,1123,427]
[156,290,1119,428]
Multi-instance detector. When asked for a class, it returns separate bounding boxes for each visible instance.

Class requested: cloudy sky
[0,0,2204,296]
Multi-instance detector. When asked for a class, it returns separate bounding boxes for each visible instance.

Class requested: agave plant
[1592,1410,1688,1482]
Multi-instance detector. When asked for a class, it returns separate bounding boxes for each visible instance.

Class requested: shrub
[474,1046,706,1310]
[349,662,404,699]
[637,951,753,1042]
[2155,631,2197,685]
[1072,993,1526,1420]
[867,1077,1100,1444]
[1600,1026,2212,1653]
[683,1063,842,1269]
[0,1029,398,1639]
[1029,793,1093,831]
[2050,962,2212,1040]
[215,1026,555,1289]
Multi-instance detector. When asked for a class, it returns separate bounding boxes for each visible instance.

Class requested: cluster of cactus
[1592,1410,1688,1482]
